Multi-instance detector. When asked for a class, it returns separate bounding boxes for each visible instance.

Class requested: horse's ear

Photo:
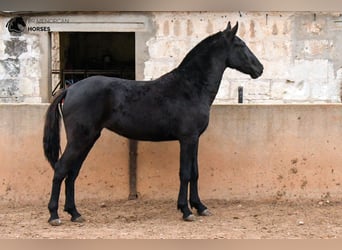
[224,21,238,40]
[231,22,238,36]
[226,21,232,30]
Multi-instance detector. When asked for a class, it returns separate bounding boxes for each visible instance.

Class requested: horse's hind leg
[48,132,100,226]
[63,134,100,222]
[48,160,69,226]
[64,165,84,222]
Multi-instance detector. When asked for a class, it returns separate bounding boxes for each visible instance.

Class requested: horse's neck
[176,48,227,105]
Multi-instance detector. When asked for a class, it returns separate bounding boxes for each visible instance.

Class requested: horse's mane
[178,31,224,69]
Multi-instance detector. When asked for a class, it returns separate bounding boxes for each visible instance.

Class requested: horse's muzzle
[250,64,264,79]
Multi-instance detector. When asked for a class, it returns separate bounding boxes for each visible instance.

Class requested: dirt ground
[1,198,342,239]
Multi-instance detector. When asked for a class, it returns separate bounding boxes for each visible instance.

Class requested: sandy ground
[1,198,342,239]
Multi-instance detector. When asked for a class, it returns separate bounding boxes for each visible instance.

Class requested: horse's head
[6,16,26,33]
[224,22,263,79]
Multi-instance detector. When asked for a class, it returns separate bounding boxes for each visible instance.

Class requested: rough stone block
[283,80,311,102]
[270,80,287,100]
[0,79,20,98]
[304,40,333,56]
[287,59,334,82]
[310,80,340,102]
[246,80,271,101]
[19,78,34,96]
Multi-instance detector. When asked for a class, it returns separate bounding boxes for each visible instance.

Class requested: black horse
[43,22,263,226]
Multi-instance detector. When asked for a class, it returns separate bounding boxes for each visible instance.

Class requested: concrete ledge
[1,104,342,204]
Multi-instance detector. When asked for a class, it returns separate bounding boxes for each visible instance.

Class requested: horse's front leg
[178,138,198,221]
[189,140,210,216]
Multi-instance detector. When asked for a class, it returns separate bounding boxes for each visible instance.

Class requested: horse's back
[61,75,161,131]
[63,75,131,105]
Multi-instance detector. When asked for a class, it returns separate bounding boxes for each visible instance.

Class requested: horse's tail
[43,89,67,169]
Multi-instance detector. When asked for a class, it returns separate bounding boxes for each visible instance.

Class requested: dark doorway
[59,32,135,86]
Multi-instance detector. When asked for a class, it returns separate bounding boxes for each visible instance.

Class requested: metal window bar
[51,69,135,96]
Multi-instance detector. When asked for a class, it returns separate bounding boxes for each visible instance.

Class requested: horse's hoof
[49,218,62,226]
[72,216,85,223]
[183,214,196,222]
[199,209,212,216]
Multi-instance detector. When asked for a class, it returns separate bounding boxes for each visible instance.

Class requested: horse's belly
[105,123,177,142]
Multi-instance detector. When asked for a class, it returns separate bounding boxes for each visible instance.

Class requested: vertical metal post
[128,139,138,200]
[238,86,243,104]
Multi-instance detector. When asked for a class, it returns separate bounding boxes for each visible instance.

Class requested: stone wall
[144,12,342,104]
[1,12,342,104]
[0,17,44,103]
